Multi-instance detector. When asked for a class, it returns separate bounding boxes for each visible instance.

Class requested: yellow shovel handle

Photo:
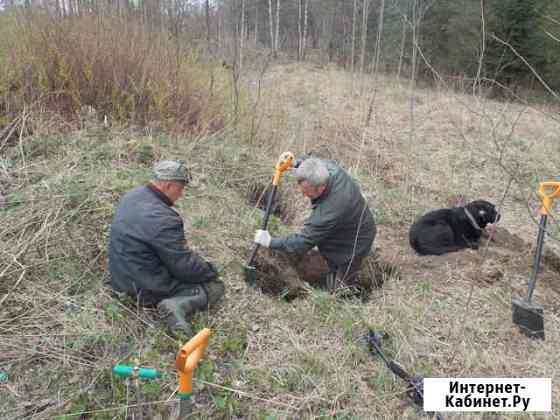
[272,152,295,186]
[538,181,560,215]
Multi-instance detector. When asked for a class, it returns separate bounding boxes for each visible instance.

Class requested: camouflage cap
[153,160,191,183]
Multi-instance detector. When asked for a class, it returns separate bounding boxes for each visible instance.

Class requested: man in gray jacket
[109,160,225,335]
[254,158,376,292]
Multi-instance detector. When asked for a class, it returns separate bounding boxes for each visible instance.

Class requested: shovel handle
[247,184,278,267]
[176,328,210,398]
[246,152,294,268]
[538,181,560,215]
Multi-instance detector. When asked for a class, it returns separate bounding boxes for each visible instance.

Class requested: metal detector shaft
[368,332,412,382]
[527,214,547,302]
[369,334,392,368]
[246,184,278,268]
[366,331,436,415]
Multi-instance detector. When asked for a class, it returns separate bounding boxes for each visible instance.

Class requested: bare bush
[1,12,230,134]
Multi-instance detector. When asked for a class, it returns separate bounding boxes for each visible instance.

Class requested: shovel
[244,151,294,286]
[512,181,560,339]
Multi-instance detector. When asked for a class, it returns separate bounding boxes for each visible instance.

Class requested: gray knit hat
[153,160,191,183]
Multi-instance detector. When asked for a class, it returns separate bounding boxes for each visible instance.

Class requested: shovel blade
[244,265,257,288]
[512,297,544,339]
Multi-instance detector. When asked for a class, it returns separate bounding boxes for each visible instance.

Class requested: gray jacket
[270,160,376,269]
[109,185,216,304]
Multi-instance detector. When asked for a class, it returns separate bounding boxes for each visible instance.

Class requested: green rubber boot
[157,286,207,335]
[203,280,225,306]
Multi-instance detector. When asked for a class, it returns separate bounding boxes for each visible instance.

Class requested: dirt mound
[251,248,397,299]
[485,226,531,253]
[375,225,560,293]
[251,249,308,299]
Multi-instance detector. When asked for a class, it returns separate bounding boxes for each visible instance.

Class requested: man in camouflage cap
[109,160,225,336]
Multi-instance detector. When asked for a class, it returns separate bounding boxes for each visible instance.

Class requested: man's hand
[254,229,272,247]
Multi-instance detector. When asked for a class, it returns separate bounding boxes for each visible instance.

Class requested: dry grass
[0,11,230,134]
[1,61,560,420]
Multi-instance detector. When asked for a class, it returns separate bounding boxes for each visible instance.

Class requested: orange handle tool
[538,181,560,215]
[271,152,295,186]
[176,328,210,400]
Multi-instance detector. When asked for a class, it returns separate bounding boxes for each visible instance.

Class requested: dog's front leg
[462,235,480,250]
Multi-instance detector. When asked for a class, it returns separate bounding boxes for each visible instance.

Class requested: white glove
[254,229,272,247]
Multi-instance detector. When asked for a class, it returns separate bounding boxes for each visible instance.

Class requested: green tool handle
[113,364,162,379]
[527,215,547,302]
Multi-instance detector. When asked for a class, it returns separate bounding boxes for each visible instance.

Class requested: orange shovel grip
[176,328,210,395]
[538,181,560,215]
[272,152,295,186]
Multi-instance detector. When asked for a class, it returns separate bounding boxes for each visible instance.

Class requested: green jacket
[270,160,376,270]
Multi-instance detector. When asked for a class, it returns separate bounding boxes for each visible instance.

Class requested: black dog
[409,200,500,256]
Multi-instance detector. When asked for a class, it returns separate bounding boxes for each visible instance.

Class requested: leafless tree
[206,0,211,52]
[350,0,358,72]
[302,0,308,58]
[364,0,385,126]
[359,0,369,75]
[268,0,275,56]
[275,0,280,55]
[298,0,302,60]
[254,1,259,46]
[240,0,245,69]
[396,15,406,81]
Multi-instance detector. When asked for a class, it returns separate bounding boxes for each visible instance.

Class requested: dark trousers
[116,279,224,307]
[288,249,366,291]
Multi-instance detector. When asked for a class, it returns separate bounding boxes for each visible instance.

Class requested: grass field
[1,61,559,419]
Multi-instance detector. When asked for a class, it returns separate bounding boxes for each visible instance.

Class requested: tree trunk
[351,0,358,73]
[275,0,280,56]
[409,0,418,145]
[216,6,222,51]
[473,0,486,95]
[302,0,308,59]
[230,0,241,125]
[359,0,369,74]
[364,0,385,127]
[372,0,385,75]
[155,0,162,31]
[205,0,211,52]
[298,0,302,60]
[240,0,245,70]
[268,0,275,55]
[397,17,406,81]
[255,2,258,46]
